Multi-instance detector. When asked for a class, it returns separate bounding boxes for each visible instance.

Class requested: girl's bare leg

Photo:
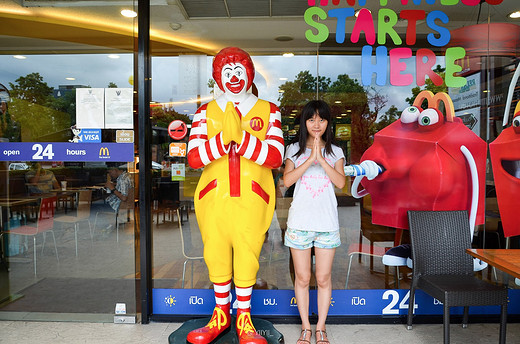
[291,247,313,331]
[314,247,336,332]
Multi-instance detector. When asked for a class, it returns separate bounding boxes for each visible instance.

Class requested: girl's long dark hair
[292,100,336,159]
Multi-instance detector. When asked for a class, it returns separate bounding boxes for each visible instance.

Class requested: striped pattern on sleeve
[187,104,230,169]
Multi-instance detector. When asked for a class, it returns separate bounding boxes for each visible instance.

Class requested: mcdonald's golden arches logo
[99,147,110,158]
[249,117,264,131]
[413,91,455,122]
[290,297,297,306]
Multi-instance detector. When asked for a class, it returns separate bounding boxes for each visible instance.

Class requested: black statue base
[168,316,284,344]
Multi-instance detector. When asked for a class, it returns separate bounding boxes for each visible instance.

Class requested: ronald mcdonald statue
[187,47,284,344]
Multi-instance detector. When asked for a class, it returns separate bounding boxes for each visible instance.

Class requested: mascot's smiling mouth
[501,160,520,179]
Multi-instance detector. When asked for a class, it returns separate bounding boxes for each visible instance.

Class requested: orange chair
[1,196,58,276]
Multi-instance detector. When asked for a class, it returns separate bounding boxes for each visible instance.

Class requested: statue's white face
[221,62,248,96]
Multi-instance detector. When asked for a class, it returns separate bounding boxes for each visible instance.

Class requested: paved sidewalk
[1,320,519,343]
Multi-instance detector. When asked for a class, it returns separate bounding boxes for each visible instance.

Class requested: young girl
[283,100,345,344]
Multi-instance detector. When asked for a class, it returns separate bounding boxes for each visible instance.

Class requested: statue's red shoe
[235,308,267,344]
[186,304,231,344]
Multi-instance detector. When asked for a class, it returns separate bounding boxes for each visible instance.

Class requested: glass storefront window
[150,0,520,319]
[0,2,137,321]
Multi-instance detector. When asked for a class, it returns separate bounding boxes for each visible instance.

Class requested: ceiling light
[65,77,75,80]
[121,9,137,18]
[169,22,182,31]
[509,11,520,19]
[279,77,288,81]
[108,54,120,59]
[13,55,26,59]
[275,36,294,42]
[282,53,294,58]
[335,100,342,104]
[341,113,347,116]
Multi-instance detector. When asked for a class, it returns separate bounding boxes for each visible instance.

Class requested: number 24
[32,143,54,160]
[382,290,418,315]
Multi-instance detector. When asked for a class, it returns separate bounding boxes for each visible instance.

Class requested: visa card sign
[80,129,102,143]
[72,129,101,143]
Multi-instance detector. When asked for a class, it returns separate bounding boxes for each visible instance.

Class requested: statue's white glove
[359,160,380,180]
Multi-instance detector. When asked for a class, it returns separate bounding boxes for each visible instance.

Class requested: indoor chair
[115,187,134,242]
[0,196,59,276]
[55,189,93,256]
[178,208,204,288]
[382,243,412,289]
[94,187,134,242]
[407,210,508,344]
[359,195,400,271]
[345,243,389,289]
[151,178,180,225]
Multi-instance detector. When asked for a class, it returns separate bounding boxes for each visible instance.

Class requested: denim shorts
[284,228,341,250]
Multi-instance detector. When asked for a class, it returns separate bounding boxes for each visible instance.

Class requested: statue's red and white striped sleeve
[236,102,284,169]
[187,104,230,169]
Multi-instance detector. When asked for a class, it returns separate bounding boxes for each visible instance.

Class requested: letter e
[389,48,413,86]
[445,47,467,88]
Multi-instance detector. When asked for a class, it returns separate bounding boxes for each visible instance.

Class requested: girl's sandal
[297,328,312,344]
[315,330,330,344]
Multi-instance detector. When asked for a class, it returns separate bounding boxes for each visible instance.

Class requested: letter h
[361,46,388,86]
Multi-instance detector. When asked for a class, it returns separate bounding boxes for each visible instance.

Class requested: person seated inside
[25,162,60,194]
[104,163,132,213]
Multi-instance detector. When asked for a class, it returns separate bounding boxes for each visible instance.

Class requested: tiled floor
[1,320,520,344]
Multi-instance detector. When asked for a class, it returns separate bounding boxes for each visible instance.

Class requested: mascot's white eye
[513,117,520,128]
[418,108,439,126]
[401,106,421,124]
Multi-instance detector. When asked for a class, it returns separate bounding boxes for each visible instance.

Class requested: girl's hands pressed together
[314,136,326,165]
[284,111,345,189]
[309,136,318,163]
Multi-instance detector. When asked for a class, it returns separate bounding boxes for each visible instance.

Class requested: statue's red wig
[212,47,255,92]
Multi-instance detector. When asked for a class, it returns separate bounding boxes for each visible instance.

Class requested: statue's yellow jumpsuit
[190,98,282,287]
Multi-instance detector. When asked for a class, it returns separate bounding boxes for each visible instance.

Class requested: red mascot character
[187,47,284,344]
[351,91,487,234]
[490,65,520,239]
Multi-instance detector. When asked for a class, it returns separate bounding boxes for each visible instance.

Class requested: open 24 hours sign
[0,142,134,162]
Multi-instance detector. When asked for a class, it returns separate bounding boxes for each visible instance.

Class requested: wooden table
[467,248,520,279]
[0,196,41,226]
